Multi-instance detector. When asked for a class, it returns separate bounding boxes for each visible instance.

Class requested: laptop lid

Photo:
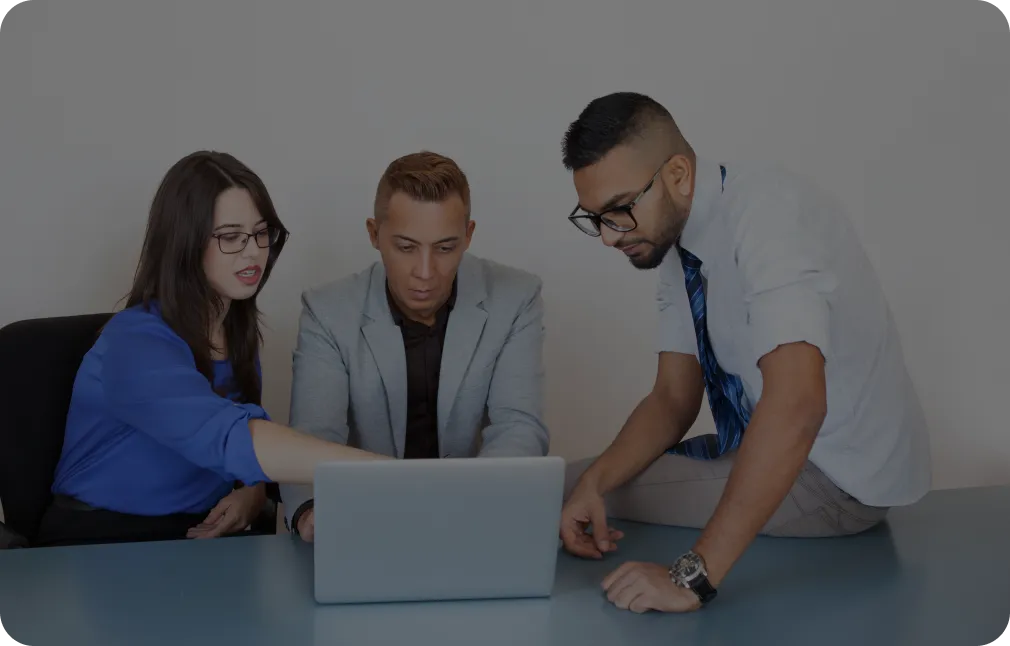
[312,456,564,604]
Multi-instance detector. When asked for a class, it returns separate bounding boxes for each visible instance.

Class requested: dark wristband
[290,499,315,535]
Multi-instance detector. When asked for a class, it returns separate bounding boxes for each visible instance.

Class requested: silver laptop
[312,456,565,604]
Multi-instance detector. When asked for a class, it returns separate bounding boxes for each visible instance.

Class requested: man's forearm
[580,391,693,495]
[692,395,825,586]
[478,420,550,458]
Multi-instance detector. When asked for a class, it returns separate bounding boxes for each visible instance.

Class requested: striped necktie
[667,164,752,459]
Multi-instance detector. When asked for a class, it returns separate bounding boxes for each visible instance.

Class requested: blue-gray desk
[2,486,1008,646]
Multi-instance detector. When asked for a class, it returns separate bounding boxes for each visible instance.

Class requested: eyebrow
[213,219,267,232]
[596,192,636,213]
[393,235,460,245]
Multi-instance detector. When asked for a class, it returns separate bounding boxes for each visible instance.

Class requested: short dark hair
[561,92,674,171]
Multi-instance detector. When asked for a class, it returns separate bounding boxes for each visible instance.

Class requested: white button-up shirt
[657,156,932,507]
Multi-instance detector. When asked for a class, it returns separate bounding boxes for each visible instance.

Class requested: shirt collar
[677,156,724,253]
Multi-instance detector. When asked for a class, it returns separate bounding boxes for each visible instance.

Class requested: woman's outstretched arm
[248,419,390,484]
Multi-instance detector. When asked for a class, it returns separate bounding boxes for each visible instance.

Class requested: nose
[239,234,260,260]
[600,226,623,248]
[413,249,434,280]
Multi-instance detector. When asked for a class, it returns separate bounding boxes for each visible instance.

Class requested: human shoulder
[299,261,380,331]
[470,254,543,305]
[723,159,832,210]
[100,301,185,347]
[722,159,800,209]
[721,159,835,249]
[95,301,195,371]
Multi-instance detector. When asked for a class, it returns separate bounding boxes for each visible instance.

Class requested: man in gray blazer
[280,151,550,540]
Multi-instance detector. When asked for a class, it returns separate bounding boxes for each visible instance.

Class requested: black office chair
[0,313,113,546]
[0,313,277,547]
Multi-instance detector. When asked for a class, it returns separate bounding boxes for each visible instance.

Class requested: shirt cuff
[223,404,271,486]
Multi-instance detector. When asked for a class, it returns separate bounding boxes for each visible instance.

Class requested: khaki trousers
[564,452,889,538]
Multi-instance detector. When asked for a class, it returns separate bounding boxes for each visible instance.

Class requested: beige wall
[1,0,1007,492]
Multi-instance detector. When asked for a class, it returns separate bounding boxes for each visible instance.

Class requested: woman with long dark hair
[35,151,384,547]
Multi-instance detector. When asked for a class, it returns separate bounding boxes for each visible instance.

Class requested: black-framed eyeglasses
[211,226,286,254]
[568,157,671,237]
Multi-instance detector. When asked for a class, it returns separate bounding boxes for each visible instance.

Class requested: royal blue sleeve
[100,313,271,485]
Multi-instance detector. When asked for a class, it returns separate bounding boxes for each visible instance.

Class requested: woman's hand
[187,483,266,539]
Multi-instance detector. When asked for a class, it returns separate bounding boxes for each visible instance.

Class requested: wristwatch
[289,499,314,536]
[669,550,718,606]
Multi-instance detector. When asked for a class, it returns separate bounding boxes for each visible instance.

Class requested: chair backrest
[0,313,113,542]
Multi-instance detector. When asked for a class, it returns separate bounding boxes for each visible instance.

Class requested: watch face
[672,553,703,581]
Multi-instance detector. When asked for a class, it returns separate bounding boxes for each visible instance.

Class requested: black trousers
[34,495,216,547]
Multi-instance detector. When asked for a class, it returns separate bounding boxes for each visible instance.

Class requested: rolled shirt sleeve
[732,181,837,364]
[101,315,271,486]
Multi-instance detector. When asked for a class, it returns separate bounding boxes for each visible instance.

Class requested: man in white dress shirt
[557,92,932,614]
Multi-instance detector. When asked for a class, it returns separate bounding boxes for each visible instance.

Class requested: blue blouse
[51,302,271,516]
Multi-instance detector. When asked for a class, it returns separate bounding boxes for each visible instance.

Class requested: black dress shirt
[289,279,460,535]
[386,279,457,459]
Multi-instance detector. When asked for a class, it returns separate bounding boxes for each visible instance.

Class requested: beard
[625,240,673,270]
[624,200,687,270]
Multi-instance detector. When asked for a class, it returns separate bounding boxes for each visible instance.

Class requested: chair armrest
[265,482,281,503]
[248,497,278,536]
[0,520,29,549]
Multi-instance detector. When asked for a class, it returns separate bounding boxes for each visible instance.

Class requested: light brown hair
[373,151,471,221]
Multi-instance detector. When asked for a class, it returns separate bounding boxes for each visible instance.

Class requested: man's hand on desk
[561,480,700,614]
[602,562,701,613]
[559,482,624,559]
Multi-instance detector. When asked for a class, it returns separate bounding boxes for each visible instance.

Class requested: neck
[389,289,444,327]
[401,299,440,327]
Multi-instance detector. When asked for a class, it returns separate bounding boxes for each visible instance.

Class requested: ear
[366,218,380,250]
[463,219,476,248]
[661,154,694,200]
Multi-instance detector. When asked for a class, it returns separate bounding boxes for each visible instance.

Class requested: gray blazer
[279,253,550,529]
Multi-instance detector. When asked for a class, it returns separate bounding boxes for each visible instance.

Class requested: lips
[620,243,641,256]
[409,288,434,300]
[235,265,262,286]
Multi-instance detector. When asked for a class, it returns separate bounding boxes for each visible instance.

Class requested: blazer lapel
[437,255,488,440]
[361,263,408,458]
